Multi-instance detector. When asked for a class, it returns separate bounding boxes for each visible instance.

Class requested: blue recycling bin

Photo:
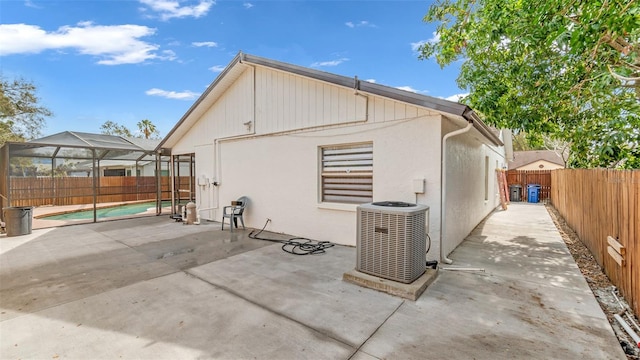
[527,184,541,203]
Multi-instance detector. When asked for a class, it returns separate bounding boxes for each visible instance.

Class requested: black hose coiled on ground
[249,219,334,255]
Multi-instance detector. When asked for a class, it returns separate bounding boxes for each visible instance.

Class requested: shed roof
[159,52,504,149]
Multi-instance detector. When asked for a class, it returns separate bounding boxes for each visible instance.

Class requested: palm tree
[137,119,158,139]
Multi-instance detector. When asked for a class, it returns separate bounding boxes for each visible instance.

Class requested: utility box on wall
[356,201,429,284]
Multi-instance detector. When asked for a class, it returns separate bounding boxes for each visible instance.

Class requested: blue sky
[0,0,465,138]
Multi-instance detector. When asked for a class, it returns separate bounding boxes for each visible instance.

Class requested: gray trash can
[3,206,34,237]
[509,185,522,202]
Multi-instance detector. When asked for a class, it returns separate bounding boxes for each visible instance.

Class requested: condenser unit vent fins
[356,202,429,283]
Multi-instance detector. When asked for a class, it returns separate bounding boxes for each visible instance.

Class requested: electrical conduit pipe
[440,121,473,264]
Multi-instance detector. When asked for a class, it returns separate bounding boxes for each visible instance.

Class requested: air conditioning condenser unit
[357,201,429,284]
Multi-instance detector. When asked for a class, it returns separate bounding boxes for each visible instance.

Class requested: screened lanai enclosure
[0,132,195,225]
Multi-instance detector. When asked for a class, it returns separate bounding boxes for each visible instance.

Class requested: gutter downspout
[440,121,473,264]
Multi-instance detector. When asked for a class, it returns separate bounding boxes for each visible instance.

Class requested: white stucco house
[157,53,509,262]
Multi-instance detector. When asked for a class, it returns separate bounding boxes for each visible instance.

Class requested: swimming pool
[42,201,171,221]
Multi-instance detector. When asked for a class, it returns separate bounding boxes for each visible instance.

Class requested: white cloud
[410,40,426,52]
[146,88,199,100]
[345,20,376,28]
[396,86,419,93]
[444,93,469,102]
[310,58,349,67]
[364,79,376,83]
[395,86,429,94]
[0,22,163,65]
[243,2,253,9]
[24,0,42,9]
[160,49,177,61]
[139,0,214,21]
[192,41,218,47]
[411,32,440,52]
[209,65,225,72]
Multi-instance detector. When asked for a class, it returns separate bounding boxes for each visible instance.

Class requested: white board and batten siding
[255,67,368,134]
[171,67,254,155]
[254,64,435,129]
[173,64,436,153]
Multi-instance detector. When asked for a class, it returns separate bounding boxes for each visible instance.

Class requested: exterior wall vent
[356,202,429,283]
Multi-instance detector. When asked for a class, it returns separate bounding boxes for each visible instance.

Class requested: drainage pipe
[194,206,217,224]
[440,267,486,272]
[614,313,640,348]
[440,121,473,264]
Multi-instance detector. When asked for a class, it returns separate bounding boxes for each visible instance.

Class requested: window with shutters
[320,143,373,204]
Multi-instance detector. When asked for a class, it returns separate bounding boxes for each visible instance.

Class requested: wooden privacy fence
[506,170,552,202]
[9,176,173,207]
[551,169,639,317]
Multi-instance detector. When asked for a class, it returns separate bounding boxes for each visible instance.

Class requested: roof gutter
[461,109,503,147]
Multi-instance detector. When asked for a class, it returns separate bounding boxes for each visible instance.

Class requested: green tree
[100,120,133,137]
[137,119,159,139]
[420,0,639,168]
[100,120,160,139]
[512,131,540,152]
[0,76,52,146]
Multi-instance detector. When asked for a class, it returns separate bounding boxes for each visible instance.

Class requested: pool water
[43,201,171,220]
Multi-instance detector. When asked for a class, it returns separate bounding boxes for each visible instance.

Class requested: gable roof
[509,150,565,169]
[158,52,503,149]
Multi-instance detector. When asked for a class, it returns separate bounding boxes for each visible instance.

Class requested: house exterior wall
[170,65,446,247]
[217,115,442,246]
[517,160,563,171]
[194,144,215,219]
[168,63,505,252]
[441,119,505,257]
[139,164,156,176]
[76,163,157,177]
[254,66,368,133]
[171,67,255,155]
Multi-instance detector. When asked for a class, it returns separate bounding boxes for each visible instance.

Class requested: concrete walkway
[0,204,624,359]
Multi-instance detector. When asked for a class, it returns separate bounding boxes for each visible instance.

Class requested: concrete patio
[0,204,624,359]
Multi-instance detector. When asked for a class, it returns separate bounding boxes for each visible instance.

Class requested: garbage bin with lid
[527,184,541,203]
[509,185,522,202]
[3,206,34,237]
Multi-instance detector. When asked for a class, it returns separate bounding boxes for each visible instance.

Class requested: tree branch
[607,65,640,81]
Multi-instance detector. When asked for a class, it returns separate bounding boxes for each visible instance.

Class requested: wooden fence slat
[551,169,639,318]
[8,176,180,207]
[607,236,626,255]
[607,246,625,266]
[506,169,552,202]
